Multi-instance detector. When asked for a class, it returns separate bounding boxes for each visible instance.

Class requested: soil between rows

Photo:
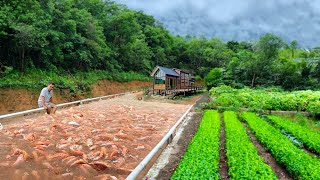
[152,93,210,179]
[151,97,297,180]
[219,113,229,180]
[242,122,292,180]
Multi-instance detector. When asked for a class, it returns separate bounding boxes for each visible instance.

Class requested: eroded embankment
[0,80,151,115]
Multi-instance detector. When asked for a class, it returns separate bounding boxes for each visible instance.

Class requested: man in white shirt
[38,82,57,114]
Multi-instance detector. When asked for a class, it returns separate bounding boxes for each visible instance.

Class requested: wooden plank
[154,84,165,90]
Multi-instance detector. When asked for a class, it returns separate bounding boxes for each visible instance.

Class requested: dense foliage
[241,112,320,179]
[267,115,320,154]
[208,85,320,114]
[1,0,320,91]
[205,36,320,90]
[223,111,277,179]
[172,110,220,179]
[0,0,228,77]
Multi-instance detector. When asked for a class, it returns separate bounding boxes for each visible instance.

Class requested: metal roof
[159,66,179,76]
[150,66,180,77]
[172,68,191,74]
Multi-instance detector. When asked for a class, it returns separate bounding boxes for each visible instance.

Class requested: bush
[209,85,235,96]
[204,68,223,90]
[207,85,320,114]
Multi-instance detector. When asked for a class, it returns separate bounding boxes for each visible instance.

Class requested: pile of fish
[0,94,188,179]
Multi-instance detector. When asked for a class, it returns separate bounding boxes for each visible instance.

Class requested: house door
[167,78,174,89]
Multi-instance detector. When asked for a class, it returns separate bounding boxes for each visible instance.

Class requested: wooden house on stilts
[150,66,200,96]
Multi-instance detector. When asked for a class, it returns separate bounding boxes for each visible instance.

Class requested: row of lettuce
[172,110,320,179]
[267,115,320,154]
[171,110,220,179]
[207,85,320,114]
[242,112,320,179]
[223,111,277,179]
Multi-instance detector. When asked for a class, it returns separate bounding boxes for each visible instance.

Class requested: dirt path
[219,113,229,180]
[149,112,203,179]
[146,93,210,179]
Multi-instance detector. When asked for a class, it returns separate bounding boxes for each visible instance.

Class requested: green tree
[205,38,233,68]
[104,10,153,72]
[233,50,258,86]
[289,40,298,58]
[204,68,223,90]
[144,25,172,67]
[168,35,188,69]
[0,0,49,71]
[184,37,207,74]
[252,33,284,86]
[122,39,151,73]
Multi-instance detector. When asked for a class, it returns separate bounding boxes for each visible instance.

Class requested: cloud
[114,0,320,47]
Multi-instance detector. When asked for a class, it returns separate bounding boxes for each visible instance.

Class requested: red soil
[0,80,151,115]
[0,94,191,179]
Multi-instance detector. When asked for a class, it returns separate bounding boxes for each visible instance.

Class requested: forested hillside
[0,0,320,91]
[0,0,169,73]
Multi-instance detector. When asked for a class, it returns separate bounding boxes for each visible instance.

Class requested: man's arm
[42,96,47,109]
[49,97,53,103]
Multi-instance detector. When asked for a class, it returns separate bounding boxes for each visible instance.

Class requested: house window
[155,69,165,84]
[155,79,165,84]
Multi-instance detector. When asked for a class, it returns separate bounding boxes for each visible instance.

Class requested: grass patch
[0,69,151,96]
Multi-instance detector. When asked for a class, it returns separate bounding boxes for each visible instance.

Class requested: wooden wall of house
[152,67,197,94]
[165,76,178,90]
[179,71,189,89]
[154,84,165,90]
[176,72,195,89]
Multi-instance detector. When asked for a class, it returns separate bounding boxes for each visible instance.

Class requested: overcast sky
[114,0,320,48]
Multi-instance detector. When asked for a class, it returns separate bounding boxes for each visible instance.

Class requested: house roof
[150,66,179,77]
[173,68,191,74]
